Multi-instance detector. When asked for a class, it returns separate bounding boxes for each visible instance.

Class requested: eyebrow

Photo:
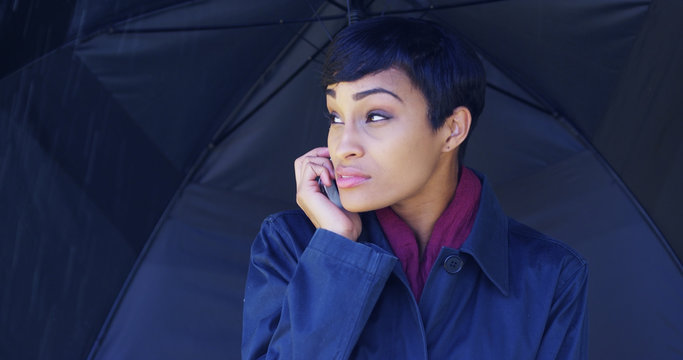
[325,88,404,103]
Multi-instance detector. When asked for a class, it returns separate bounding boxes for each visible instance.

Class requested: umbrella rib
[111,14,347,33]
[110,1,508,34]
[306,0,335,41]
[365,0,509,17]
[212,41,330,147]
[326,0,348,12]
[207,0,368,147]
[206,2,343,149]
[486,82,558,118]
[300,36,325,53]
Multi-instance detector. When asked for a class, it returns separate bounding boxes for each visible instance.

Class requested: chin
[340,192,392,213]
[341,203,373,213]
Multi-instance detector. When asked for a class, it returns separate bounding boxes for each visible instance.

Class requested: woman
[242,17,588,360]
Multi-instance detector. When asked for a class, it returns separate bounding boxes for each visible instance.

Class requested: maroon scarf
[376,167,481,301]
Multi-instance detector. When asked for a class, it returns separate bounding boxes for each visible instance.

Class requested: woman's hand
[294,147,362,241]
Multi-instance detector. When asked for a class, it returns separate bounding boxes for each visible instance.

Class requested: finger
[300,162,333,189]
[295,156,334,185]
[295,147,330,165]
[295,148,329,181]
[301,156,334,181]
[317,164,334,186]
[303,147,329,158]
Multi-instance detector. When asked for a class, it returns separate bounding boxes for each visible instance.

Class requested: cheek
[385,127,443,176]
[379,130,440,172]
[341,134,441,211]
[326,127,341,153]
[378,140,440,191]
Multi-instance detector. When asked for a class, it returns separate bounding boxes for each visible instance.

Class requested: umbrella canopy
[1,0,681,359]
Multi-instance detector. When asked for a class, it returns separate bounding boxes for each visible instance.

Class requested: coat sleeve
[242,215,397,360]
[536,259,589,360]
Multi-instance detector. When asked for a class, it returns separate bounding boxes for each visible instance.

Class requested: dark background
[1,1,681,359]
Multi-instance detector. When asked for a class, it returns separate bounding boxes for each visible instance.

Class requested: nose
[329,122,364,161]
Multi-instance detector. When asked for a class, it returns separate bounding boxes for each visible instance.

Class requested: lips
[335,167,370,189]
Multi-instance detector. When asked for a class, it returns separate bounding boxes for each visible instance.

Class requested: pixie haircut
[321,16,486,161]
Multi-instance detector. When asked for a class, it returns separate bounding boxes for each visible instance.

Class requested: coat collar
[360,170,510,296]
[459,171,510,296]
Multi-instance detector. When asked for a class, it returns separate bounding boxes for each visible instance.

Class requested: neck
[391,158,460,256]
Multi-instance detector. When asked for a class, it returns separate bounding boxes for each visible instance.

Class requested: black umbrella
[1,1,681,359]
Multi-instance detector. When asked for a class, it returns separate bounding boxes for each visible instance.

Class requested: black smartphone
[318,177,343,209]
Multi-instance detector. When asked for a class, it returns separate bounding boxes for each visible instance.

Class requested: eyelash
[326,112,392,124]
[367,112,391,122]
[326,112,342,125]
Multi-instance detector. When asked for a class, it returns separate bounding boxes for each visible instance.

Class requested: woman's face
[326,68,452,212]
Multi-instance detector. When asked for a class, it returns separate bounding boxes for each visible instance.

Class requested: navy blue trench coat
[242,173,588,359]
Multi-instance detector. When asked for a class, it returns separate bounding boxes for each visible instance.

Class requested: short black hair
[321,16,486,162]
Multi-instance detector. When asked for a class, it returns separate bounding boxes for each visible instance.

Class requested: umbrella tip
[346,0,368,25]
[348,9,363,24]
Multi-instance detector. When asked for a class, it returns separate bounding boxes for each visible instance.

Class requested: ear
[441,106,472,153]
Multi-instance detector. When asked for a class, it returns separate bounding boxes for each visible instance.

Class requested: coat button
[443,255,464,274]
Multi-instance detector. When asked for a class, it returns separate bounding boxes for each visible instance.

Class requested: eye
[366,112,391,123]
[326,112,343,125]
